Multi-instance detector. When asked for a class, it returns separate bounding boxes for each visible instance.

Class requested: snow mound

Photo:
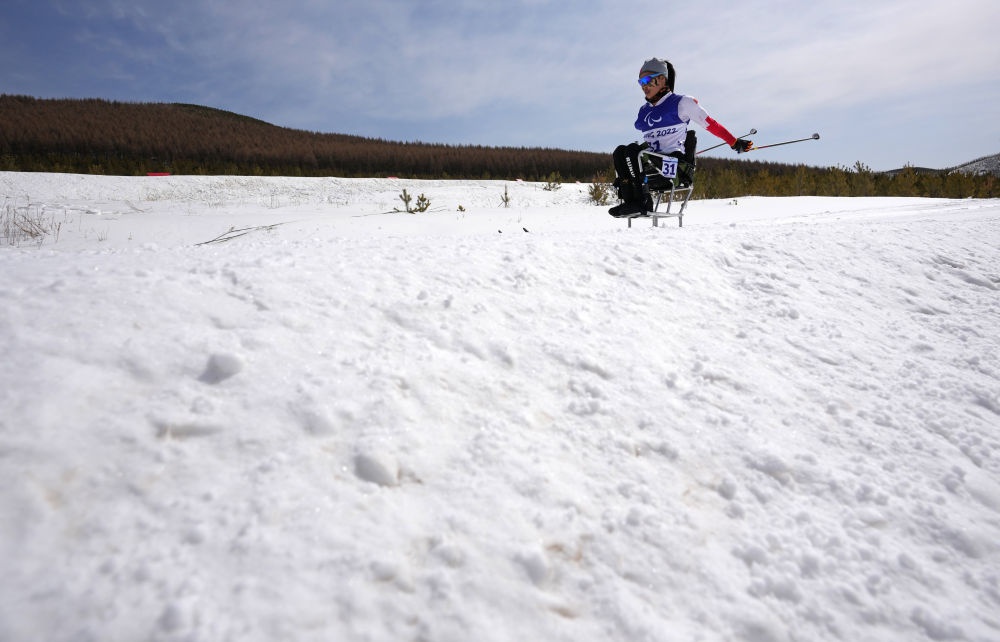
[1,172,999,641]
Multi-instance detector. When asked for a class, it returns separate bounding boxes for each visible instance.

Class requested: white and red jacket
[635,92,737,155]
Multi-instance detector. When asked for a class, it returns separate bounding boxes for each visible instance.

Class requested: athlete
[609,58,753,217]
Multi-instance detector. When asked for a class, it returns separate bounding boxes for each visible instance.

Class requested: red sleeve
[705,116,737,147]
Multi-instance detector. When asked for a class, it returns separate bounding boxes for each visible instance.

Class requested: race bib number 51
[660,157,678,179]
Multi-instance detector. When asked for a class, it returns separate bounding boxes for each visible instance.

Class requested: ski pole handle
[698,128,757,155]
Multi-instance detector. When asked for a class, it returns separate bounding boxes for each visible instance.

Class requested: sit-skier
[609,58,754,217]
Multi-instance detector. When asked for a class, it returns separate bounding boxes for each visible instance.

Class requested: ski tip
[812,133,821,140]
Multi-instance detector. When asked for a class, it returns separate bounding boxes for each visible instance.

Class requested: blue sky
[3,0,998,171]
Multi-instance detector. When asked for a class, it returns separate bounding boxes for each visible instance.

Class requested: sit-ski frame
[625,148,695,228]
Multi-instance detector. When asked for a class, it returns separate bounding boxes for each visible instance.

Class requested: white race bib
[659,157,678,179]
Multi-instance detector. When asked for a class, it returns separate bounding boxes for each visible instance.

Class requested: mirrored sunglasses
[638,73,663,87]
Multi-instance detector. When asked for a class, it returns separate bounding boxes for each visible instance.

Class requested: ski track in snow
[1,172,999,641]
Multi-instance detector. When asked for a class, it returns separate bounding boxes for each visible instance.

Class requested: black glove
[732,138,753,153]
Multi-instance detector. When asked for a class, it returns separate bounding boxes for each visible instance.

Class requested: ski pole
[751,133,820,151]
[698,129,757,155]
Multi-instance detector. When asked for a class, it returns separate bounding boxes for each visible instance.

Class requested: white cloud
[680,1,1000,122]
[9,0,1000,167]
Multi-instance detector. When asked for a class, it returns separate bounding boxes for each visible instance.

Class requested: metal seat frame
[623,131,697,228]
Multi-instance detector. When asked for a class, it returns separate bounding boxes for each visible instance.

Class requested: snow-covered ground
[1,172,999,642]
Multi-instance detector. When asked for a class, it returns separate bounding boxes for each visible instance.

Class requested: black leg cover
[612,143,646,203]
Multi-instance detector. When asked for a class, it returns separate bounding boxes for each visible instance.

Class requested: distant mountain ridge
[950,152,1000,176]
[884,151,1000,177]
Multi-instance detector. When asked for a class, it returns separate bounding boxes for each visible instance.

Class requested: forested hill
[1,95,996,198]
[951,152,1000,177]
[0,95,608,180]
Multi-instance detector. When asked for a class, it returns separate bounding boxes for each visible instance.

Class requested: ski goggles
[638,73,663,87]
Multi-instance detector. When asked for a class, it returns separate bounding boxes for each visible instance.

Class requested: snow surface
[2,171,999,642]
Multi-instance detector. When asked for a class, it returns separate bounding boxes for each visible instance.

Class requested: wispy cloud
[3,0,999,168]
[723,1,1000,120]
